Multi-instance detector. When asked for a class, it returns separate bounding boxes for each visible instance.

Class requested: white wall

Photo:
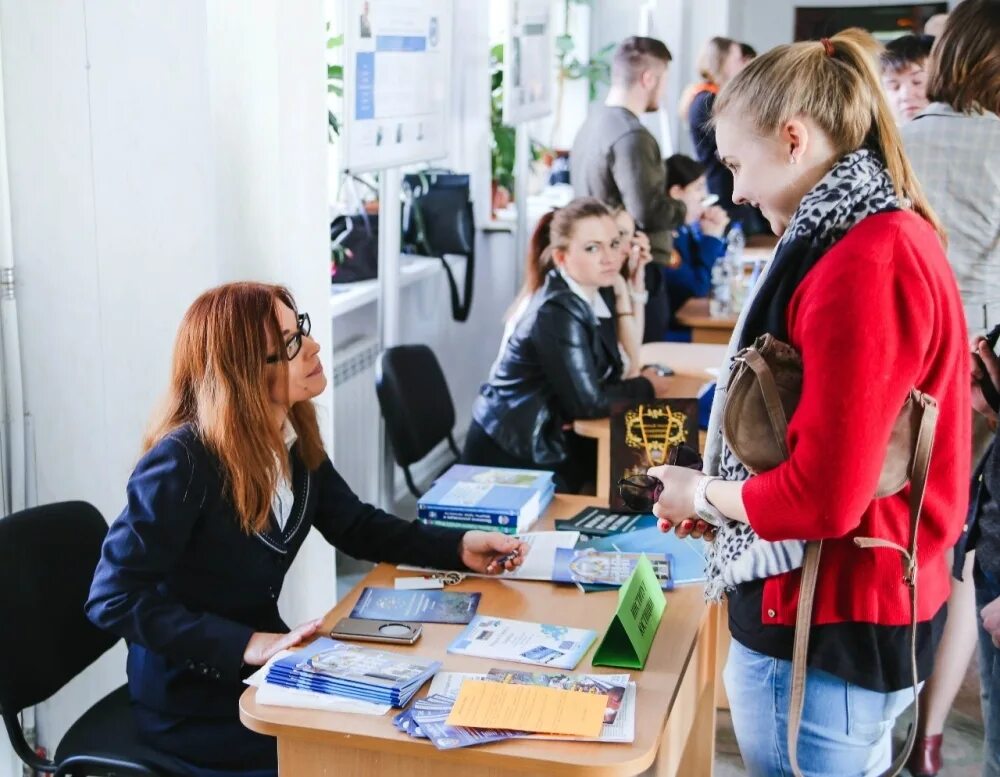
[0,0,331,756]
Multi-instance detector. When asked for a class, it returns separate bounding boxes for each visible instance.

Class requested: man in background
[571,36,685,263]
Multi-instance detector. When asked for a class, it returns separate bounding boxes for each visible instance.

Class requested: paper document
[428,671,636,743]
[446,680,607,738]
[448,615,596,670]
[397,530,580,581]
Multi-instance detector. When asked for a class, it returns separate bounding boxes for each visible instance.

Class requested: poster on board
[342,0,453,173]
[502,0,553,125]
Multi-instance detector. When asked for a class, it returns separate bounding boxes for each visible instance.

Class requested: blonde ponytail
[713,31,944,241]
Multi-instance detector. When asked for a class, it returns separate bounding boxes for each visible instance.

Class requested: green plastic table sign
[591,554,667,669]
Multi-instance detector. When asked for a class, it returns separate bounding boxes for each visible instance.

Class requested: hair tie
[820,37,835,57]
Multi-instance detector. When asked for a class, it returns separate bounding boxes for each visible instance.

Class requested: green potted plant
[490,43,516,215]
[327,27,344,140]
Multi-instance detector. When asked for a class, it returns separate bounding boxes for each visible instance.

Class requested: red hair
[145,282,325,533]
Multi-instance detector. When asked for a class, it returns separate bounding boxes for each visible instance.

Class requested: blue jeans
[724,638,916,777]
[976,563,1000,777]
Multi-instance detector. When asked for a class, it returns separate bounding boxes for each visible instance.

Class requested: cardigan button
[767,609,776,618]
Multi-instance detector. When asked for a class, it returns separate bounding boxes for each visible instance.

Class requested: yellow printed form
[445,680,607,738]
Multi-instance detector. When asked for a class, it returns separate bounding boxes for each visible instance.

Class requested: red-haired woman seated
[86,282,526,777]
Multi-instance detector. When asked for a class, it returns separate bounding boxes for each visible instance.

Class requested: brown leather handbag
[722,333,939,777]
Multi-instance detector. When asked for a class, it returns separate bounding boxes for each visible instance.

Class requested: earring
[789,154,797,165]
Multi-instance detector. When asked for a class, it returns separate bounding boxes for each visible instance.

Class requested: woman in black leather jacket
[462,197,672,492]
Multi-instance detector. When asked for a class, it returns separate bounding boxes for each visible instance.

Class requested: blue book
[553,507,658,537]
[578,526,707,586]
[350,587,480,624]
[418,468,555,533]
[431,464,554,490]
[419,481,556,528]
[265,638,440,707]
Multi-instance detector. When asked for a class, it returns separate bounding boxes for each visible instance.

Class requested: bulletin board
[502,0,553,125]
[341,0,453,173]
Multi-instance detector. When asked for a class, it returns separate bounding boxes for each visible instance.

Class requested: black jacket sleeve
[689,92,717,168]
[532,300,654,420]
[311,457,467,570]
[86,436,254,684]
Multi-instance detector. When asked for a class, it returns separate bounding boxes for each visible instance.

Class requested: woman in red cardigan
[648,31,970,777]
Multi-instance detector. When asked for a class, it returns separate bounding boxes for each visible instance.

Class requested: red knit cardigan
[742,210,971,627]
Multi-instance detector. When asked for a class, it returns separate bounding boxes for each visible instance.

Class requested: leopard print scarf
[704,149,900,601]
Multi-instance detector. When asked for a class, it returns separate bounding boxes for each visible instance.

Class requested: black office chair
[375,344,461,497]
[0,501,183,776]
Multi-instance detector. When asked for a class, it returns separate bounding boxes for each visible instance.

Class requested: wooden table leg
[644,602,717,776]
[595,434,610,502]
[715,601,731,710]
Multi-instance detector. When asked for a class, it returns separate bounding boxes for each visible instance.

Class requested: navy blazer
[86,425,465,717]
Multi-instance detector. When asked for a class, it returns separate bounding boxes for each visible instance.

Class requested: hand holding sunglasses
[617,445,717,541]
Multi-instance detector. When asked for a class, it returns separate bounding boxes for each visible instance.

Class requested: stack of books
[417,465,555,535]
[264,637,440,707]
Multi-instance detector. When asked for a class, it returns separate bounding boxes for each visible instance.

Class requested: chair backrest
[375,345,456,467]
[0,501,118,715]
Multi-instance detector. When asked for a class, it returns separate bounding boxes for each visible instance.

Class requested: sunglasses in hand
[616,445,705,513]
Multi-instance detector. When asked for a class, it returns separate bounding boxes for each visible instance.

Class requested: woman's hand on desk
[460,531,530,575]
[243,617,324,667]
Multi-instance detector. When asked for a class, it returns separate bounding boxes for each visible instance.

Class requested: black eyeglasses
[266,313,311,364]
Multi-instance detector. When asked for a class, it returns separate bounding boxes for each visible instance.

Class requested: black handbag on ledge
[402,170,476,322]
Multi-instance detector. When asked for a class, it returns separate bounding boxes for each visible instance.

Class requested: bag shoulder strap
[787,391,938,777]
[743,347,790,459]
[408,194,475,323]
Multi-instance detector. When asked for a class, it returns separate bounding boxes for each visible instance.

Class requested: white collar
[282,420,298,449]
[559,269,612,319]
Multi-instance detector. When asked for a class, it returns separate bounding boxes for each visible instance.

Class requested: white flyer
[447,615,596,670]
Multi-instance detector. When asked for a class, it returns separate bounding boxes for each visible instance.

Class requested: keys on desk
[394,571,466,590]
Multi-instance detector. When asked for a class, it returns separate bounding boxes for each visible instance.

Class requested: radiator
[331,337,382,506]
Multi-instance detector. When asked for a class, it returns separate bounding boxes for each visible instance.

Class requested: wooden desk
[677,310,736,345]
[673,245,772,345]
[573,343,725,500]
[239,495,719,777]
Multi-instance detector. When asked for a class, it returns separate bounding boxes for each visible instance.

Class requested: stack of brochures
[264,637,440,707]
[417,465,556,535]
[394,669,636,749]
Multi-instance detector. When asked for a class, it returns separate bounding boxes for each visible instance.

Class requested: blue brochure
[350,587,481,624]
[579,526,707,585]
[265,637,440,707]
[550,547,673,590]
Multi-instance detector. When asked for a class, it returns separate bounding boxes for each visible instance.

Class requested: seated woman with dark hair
[86,282,527,777]
[658,153,730,341]
[463,197,673,493]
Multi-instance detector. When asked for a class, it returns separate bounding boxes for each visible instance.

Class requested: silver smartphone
[329,617,422,645]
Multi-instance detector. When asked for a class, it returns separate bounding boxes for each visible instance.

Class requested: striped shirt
[903,103,1000,334]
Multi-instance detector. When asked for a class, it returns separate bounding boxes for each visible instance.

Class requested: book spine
[418,517,518,535]
[417,508,518,527]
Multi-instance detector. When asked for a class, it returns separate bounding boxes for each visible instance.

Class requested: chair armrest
[55,754,158,777]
